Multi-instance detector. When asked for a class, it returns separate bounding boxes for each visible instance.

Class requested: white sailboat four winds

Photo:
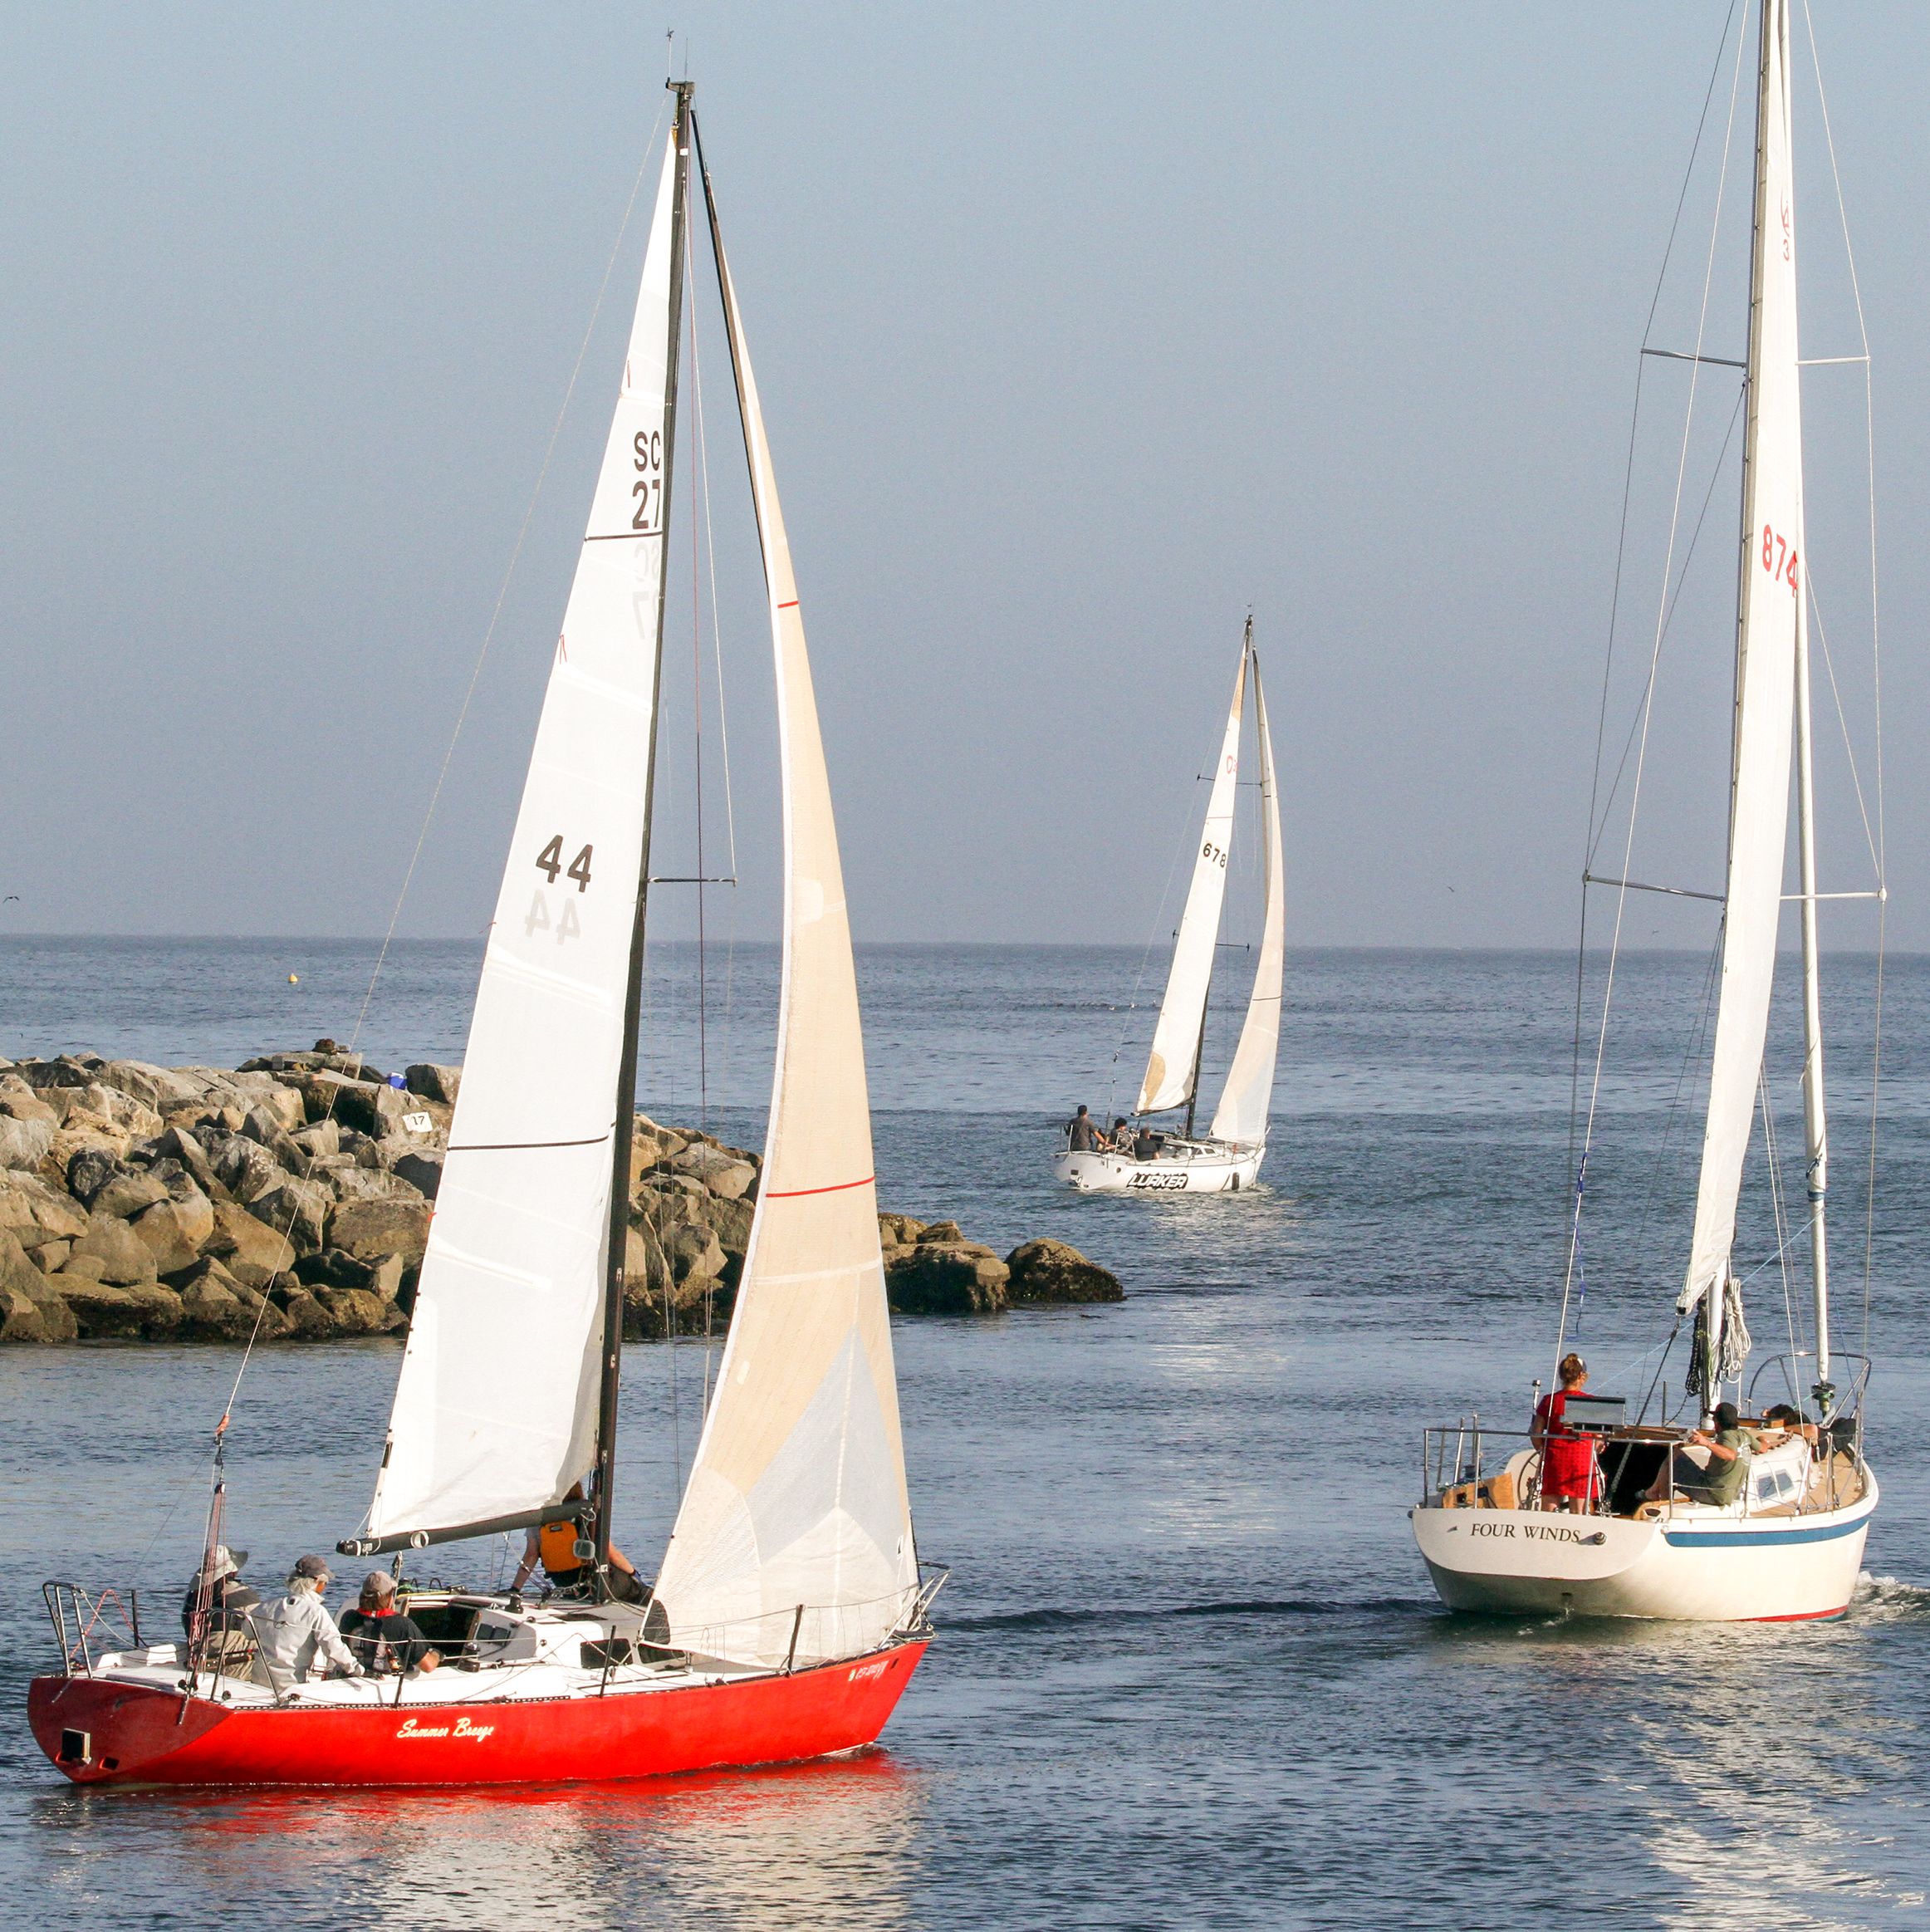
[1056,620,1285,1194]
[1414,0,1879,1621]
[32,82,940,1788]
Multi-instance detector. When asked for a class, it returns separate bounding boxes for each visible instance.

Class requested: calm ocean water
[2,939,1928,1930]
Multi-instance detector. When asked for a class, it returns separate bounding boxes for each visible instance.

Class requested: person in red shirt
[1532,1353,1599,1513]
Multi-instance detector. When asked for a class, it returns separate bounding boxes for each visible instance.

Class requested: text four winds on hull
[28,81,942,1791]
[1055,617,1286,1195]
[1413,0,1882,1622]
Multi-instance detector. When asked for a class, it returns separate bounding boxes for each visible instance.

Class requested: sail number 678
[1761,523,1799,597]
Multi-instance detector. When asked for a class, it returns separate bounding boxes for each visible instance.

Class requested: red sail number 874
[1762,523,1799,597]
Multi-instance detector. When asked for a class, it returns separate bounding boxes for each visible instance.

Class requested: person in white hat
[180,1544,259,1640]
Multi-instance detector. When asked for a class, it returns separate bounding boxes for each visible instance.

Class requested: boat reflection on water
[40,1750,923,1930]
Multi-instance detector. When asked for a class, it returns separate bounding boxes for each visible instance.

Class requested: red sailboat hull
[28,1640,927,1789]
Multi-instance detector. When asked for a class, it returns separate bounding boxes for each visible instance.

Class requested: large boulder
[668,1143,757,1198]
[130,1196,213,1274]
[327,1165,419,1205]
[687,1190,755,1255]
[212,1134,287,1206]
[2,1284,54,1344]
[1004,1239,1124,1305]
[91,1167,170,1222]
[0,1228,77,1341]
[0,1116,54,1171]
[331,1196,431,1265]
[145,1125,219,1194]
[0,1172,88,1248]
[176,1262,259,1341]
[885,1242,1009,1315]
[203,1199,297,1291]
[0,1077,59,1125]
[247,1178,332,1255]
[98,1060,208,1113]
[296,1071,411,1139]
[404,1063,462,1106]
[54,1269,182,1339]
[71,1212,161,1286]
[665,1223,727,1286]
[314,1287,396,1336]
[391,1150,443,1199]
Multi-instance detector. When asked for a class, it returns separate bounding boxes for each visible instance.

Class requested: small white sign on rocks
[402,1111,434,1136]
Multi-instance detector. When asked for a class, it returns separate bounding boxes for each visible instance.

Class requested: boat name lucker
[1468,1520,1592,1544]
[394,1716,497,1743]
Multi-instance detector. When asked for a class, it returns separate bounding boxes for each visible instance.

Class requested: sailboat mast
[594,80,694,1579]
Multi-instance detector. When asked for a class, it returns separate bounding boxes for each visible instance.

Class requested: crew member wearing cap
[339,1572,439,1675]
[253,1556,364,1685]
[181,1544,260,1639]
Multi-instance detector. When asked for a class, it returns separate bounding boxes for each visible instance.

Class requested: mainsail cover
[1680,0,1804,1324]
[1136,653,1247,1115]
[365,135,681,1542]
[651,184,917,1668]
[1209,650,1283,1146]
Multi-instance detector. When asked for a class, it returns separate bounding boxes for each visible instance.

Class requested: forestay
[1209,651,1283,1146]
[365,135,681,1542]
[1137,655,1247,1115]
[651,169,917,1669]
[1680,0,1805,1327]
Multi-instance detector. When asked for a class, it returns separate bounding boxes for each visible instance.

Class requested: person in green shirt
[1645,1401,1753,1508]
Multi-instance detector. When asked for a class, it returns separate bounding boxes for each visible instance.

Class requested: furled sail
[651,154,917,1669]
[365,133,682,1542]
[1136,654,1247,1115]
[1209,646,1282,1146]
[1679,0,1804,1331]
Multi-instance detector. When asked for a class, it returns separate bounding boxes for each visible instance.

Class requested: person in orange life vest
[1532,1354,1600,1512]
[512,1483,646,1601]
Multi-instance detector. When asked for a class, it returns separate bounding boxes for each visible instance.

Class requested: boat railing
[1423,1411,1856,1520]
[42,1582,148,1677]
[1746,1352,1871,1444]
[670,1581,937,1675]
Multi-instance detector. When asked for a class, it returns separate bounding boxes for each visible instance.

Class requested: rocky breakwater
[0,1045,1122,1346]
[0,1044,452,1345]
[623,1118,1123,1336]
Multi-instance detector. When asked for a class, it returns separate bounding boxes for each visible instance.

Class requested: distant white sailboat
[33,81,938,1787]
[1414,0,1879,1621]
[1056,619,1283,1194]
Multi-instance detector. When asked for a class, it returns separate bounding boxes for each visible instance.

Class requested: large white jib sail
[1136,653,1247,1115]
[1208,647,1283,1146]
[1678,0,1805,1353]
[650,148,918,1669]
[365,133,683,1543]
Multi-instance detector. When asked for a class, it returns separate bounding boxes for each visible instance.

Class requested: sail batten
[650,136,917,1670]
[1137,655,1247,1116]
[363,130,683,1544]
[1209,644,1283,1147]
[1679,0,1805,1341]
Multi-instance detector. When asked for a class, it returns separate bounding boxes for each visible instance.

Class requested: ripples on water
[2,942,1928,1930]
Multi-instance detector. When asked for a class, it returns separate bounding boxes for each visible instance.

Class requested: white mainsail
[1679,0,1805,1336]
[651,183,917,1669]
[1136,653,1247,1116]
[366,133,683,1542]
[1209,649,1282,1146]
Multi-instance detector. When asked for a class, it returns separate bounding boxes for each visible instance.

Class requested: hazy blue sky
[1,2,1923,949]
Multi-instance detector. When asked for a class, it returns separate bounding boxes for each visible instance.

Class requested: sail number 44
[527,836,592,944]
[1761,523,1799,597]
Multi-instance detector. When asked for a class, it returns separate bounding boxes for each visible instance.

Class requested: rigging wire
[1555,7,1751,1371]
[193,97,670,1518]
[1797,0,1887,1355]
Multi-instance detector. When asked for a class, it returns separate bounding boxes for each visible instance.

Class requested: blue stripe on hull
[1663,1514,1867,1549]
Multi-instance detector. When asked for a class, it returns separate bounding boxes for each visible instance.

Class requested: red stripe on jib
[777,599,800,609]
[766,1174,874,1199]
